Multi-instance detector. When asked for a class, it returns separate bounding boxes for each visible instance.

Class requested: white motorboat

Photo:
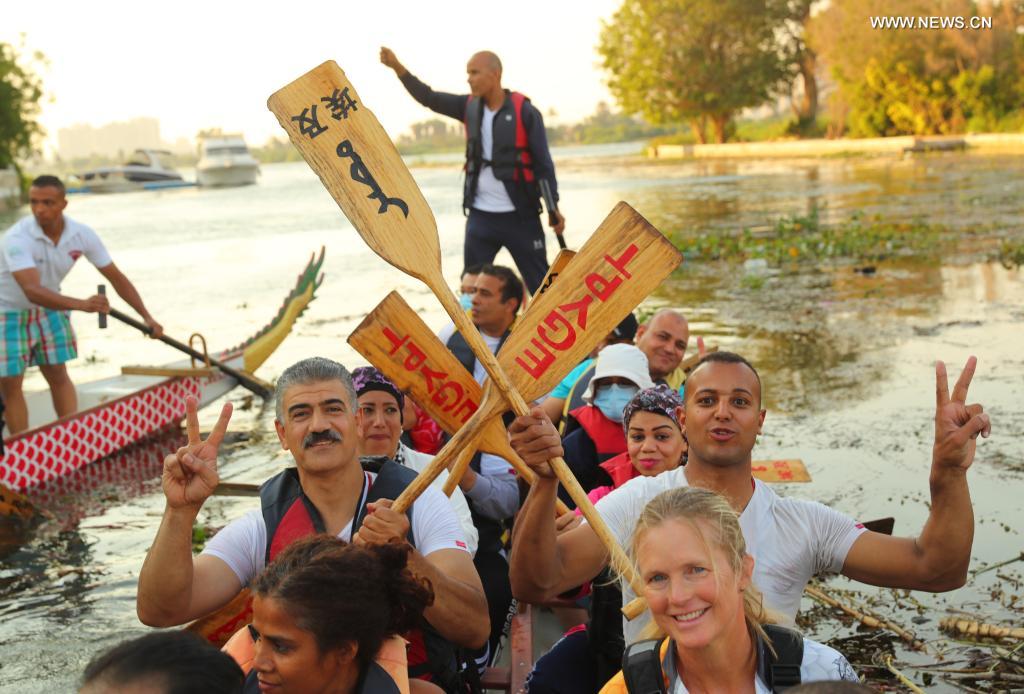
[76,149,186,193]
[196,135,260,187]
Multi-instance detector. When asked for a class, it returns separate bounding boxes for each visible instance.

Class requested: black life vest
[259,463,465,693]
[445,327,511,379]
[621,625,804,693]
[463,91,537,212]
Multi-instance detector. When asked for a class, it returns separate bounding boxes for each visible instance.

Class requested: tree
[775,0,820,126]
[598,0,790,143]
[0,40,46,170]
[808,0,1024,136]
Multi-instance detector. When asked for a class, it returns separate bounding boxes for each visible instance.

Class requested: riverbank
[649,132,1024,159]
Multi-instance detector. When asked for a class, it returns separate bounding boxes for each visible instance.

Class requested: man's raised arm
[137,399,239,626]
[507,407,608,602]
[841,356,990,591]
[380,46,467,121]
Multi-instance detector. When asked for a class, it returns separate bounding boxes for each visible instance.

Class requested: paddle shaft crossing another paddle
[268,62,679,616]
[106,308,273,399]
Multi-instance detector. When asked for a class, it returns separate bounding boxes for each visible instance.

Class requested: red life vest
[598,451,639,488]
[569,405,627,461]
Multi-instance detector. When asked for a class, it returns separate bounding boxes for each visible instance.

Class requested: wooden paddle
[347,251,575,500]
[347,291,569,515]
[269,62,682,614]
[107,309,273,399]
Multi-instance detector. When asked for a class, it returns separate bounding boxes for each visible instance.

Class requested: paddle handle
[441,441,478,497]
[107,308,273,399]
[97,284,107,329]
[539,179,566,249]
[399,391,570,517]
[435,286,645,610]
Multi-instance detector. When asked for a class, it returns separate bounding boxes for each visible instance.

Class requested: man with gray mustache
[136,357,489,691]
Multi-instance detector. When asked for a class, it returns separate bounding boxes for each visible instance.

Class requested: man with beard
[508,351,989,675]
[136,357,488,690]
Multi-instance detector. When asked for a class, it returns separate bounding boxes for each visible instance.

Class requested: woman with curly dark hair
[242,534,435,694]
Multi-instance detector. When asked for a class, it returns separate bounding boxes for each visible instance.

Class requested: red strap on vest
[570,405,627,456]
[510,92,534,183]
[463,92,535,182]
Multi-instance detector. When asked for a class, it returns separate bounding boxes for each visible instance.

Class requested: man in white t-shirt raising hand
[0,175,162,434]
[508,351,990,646]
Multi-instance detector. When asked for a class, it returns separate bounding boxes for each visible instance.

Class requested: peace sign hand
[162,397,233,511]
[933,356,991,473]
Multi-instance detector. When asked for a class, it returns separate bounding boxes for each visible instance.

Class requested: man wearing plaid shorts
[0,175,163,435]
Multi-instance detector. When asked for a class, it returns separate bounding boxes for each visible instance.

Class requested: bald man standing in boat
[380,47,565,295]
[0,175,162,434]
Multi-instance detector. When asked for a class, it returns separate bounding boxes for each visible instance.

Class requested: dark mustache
[303,429,343,448]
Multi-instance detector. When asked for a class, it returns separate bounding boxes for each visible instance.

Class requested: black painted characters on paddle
[291,105,329,139]
[336,140,409,217]
[322,87,359,120]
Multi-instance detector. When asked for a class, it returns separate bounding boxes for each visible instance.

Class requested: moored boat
[196,135,260,187]
[74,149,190,194]
[0,249,325,493]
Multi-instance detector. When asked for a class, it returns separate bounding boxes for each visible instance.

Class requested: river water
[0,145,1021,691]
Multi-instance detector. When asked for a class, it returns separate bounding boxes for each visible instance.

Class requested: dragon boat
[0,249,325,493]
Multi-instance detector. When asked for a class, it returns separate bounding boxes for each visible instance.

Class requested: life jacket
[257,463,466,693]
[464,91,534,183]
[231,631,410,694]
[562,365,672,436]
[598,451,639,489]
[463,91,538,213]
[445,326,511,379]
[567,405,627,462]
[614,626,804,694]
[445,326,516,554]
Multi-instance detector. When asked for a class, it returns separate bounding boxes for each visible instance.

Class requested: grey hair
[274,357,357,422]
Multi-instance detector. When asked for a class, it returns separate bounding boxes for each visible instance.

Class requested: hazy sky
[4,0,623,153]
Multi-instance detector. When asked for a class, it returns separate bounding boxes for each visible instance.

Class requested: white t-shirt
[590,468,866,643]
[202,470,470,586]
[665,638,859,693]
[0,215,113,310]
[401,442,480,556]
[437,323,503,384]
[472,106,516,213]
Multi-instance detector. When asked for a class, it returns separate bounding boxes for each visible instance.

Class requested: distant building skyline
[3,0,623,159]
[57,117,195,160]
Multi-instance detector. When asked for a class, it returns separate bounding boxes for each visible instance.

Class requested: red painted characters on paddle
[513,243,640,380]
[381,327,479,424]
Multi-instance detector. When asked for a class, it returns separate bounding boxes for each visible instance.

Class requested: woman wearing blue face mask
[557,343,654,509]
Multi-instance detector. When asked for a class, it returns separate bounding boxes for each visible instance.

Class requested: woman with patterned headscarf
[351,366,478,557]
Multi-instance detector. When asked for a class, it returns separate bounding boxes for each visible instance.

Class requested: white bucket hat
[582,343,655,404]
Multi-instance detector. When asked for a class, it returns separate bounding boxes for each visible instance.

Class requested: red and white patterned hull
[1,355,242,493]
